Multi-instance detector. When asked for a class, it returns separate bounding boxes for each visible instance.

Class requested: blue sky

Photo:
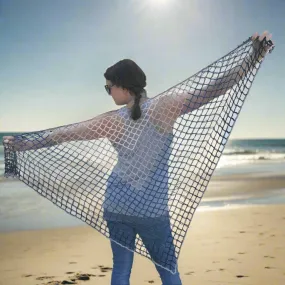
[0,0,284,138]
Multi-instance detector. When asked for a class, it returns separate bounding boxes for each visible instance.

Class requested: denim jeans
[106,216,182,285]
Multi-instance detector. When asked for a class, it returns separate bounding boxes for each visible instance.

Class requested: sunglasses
[104,83,115,95]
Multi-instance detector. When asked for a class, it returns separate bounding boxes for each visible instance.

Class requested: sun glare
[149,0,172,6]
[135,0,178,15]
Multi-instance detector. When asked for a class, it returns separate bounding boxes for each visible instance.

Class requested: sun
[139,0,177,13]
[151,0,170,4]
[131,0,180,19]
[147,0,173,7]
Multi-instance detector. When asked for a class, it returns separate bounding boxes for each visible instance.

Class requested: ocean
[0,132,285,232]
[1,132,285,177]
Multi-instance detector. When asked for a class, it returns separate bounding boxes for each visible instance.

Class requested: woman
[3,31,273,285]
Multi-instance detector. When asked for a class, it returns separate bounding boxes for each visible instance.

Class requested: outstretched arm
[181,32,273,109]
[155,31,274,123]
[3,110,124,151]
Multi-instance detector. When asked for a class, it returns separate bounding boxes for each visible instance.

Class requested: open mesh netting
[3,36,274,273]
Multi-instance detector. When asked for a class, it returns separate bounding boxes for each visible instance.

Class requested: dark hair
[104,59,147,120]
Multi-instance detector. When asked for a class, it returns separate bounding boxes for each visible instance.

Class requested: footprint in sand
[71,273,99,281]
[265,266,275,269]
[41,273,101,285]
[45,280,77,285]
[238,252,246,255]
[91,265,112,273]
[36,276,55,280]
[236,275,248,278]
[22,274,33,277]
[69,262,77,264]
[228,258,236,261]
[185,271,195,275]
[43,281,63,285]
[74,273,90,280]
[100,266,112,273]
[147,281,155,283]
[264,255,275,259]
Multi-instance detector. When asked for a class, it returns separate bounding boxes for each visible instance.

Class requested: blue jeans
[106,216,182,285]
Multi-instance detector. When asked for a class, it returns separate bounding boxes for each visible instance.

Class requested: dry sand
[0,204,285,285]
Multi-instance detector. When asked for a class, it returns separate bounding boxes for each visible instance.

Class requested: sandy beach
[0,204,285,285]
[1,170,285,285]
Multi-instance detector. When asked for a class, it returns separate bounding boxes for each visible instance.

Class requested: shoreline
[1,171,285,233]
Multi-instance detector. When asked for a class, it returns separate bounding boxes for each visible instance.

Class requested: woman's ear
[123,88,133,97]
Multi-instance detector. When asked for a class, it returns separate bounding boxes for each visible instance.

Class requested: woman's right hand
[3,136,33,151]
[3,136,15,146]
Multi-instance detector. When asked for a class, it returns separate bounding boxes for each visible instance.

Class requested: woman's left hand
[251,30,274,59]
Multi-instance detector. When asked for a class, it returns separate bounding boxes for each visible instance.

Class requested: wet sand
[205,172,285,200]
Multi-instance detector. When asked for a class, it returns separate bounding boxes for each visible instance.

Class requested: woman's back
[104,99,174,218]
